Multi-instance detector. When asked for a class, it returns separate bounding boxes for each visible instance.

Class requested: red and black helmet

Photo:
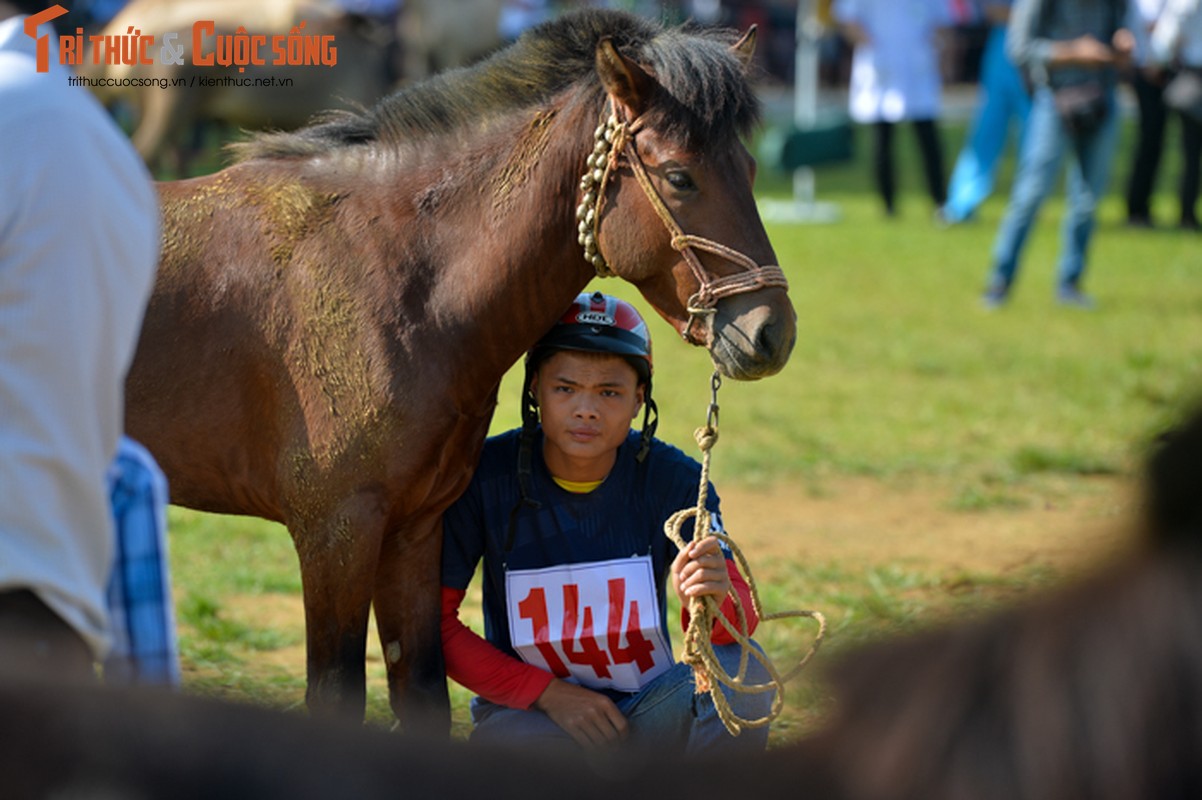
[519,292,659,473]
[527,291,653,384]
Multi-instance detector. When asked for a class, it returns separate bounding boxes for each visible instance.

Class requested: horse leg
[290,497,386,720]
[373,512,450,738]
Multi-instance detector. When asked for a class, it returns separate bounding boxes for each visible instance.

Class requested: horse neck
[419,95,604,393]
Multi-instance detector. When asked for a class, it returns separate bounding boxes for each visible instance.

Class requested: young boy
[440,292,772,754]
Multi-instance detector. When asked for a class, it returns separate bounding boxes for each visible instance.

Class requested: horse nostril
[754,318,796,365]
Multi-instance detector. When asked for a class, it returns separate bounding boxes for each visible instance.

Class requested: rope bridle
[576,100,790,345]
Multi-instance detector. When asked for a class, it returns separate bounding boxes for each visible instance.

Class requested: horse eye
[666,171,696,192]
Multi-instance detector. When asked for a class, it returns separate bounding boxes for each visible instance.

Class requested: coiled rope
[662,372,827,736]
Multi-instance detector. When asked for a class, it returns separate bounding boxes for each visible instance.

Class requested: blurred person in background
[1125,0,1174,228]
[980,0,1133,309]
[1127,0,1202,229]
[832,0,956,217]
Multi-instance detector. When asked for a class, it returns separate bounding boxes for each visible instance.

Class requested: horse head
[580,26,795,381]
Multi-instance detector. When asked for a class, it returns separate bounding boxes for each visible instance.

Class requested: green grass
[163,113,1202,744]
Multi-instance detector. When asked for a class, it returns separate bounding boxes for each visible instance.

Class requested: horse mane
[231,9,760,162]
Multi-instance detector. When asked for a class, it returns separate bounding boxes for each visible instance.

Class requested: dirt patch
[721,475,1140,578]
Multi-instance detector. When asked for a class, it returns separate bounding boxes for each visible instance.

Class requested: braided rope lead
[663,373,827,737]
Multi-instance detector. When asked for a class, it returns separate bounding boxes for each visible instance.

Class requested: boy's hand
[534,679,628,748]
[671,536,732,604]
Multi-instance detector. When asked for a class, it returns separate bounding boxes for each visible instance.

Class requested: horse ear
[596,37,654,117]
[731,25,757,70]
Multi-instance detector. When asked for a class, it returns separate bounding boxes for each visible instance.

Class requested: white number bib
[505,555,674,692]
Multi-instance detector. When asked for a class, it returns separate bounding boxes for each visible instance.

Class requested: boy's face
[532,350,645,482]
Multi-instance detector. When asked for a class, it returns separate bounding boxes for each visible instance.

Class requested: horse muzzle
[702,289,796,380]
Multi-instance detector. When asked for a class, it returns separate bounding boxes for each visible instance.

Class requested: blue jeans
[468,643,773,755]
[986,82,1121,294]
[943,25,1031,223]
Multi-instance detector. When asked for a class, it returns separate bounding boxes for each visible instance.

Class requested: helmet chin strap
[576,97,790,346]
[508,355,656,553]
[637,394,658,463]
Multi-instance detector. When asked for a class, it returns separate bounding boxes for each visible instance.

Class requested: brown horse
[125,10,795,733]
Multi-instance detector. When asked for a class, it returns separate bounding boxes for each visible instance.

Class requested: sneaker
[1056,286,1096,309]
[981,284,1009,310]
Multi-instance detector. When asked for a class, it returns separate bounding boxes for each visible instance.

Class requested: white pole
[759,0,840,223]
[794,0,818,129]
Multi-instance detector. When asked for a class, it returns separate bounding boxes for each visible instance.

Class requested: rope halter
[576,100,790,345]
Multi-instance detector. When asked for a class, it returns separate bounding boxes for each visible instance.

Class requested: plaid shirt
[104,436,180,687]
[1008,0,1131,85]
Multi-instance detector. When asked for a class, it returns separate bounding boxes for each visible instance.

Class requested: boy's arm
[710,556,759,645]
[440,586,554,709]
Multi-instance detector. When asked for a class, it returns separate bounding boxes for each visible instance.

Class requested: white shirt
[1130,0,1166,65]
[1150,0,1202,66]
[0,15,159,659]
[833,0,955,122]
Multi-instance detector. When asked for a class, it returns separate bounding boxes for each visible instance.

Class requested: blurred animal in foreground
[803,403,1202,800]
[8,407,1202,797]
[83,0,395,175]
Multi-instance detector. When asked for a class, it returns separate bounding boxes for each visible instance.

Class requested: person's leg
[683,643,774,755]
[616,662,694,751]
[1125,69,1168,226]
[467,696,578,749]
[1057,90,1121,299]
[1178,109,1202,229]
[0,589,95,683]
[467,664,704,754]
[873,120,897,215]
[985,87,1065,299]
[913,118,947,208]
[1000,33,1033,147]
[621,642,776,755]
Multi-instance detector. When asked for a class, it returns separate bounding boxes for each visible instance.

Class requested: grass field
[164,114,1202,743]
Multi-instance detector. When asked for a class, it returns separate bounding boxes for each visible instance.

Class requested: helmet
[518,292,659,484]
[527,292,652,383]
